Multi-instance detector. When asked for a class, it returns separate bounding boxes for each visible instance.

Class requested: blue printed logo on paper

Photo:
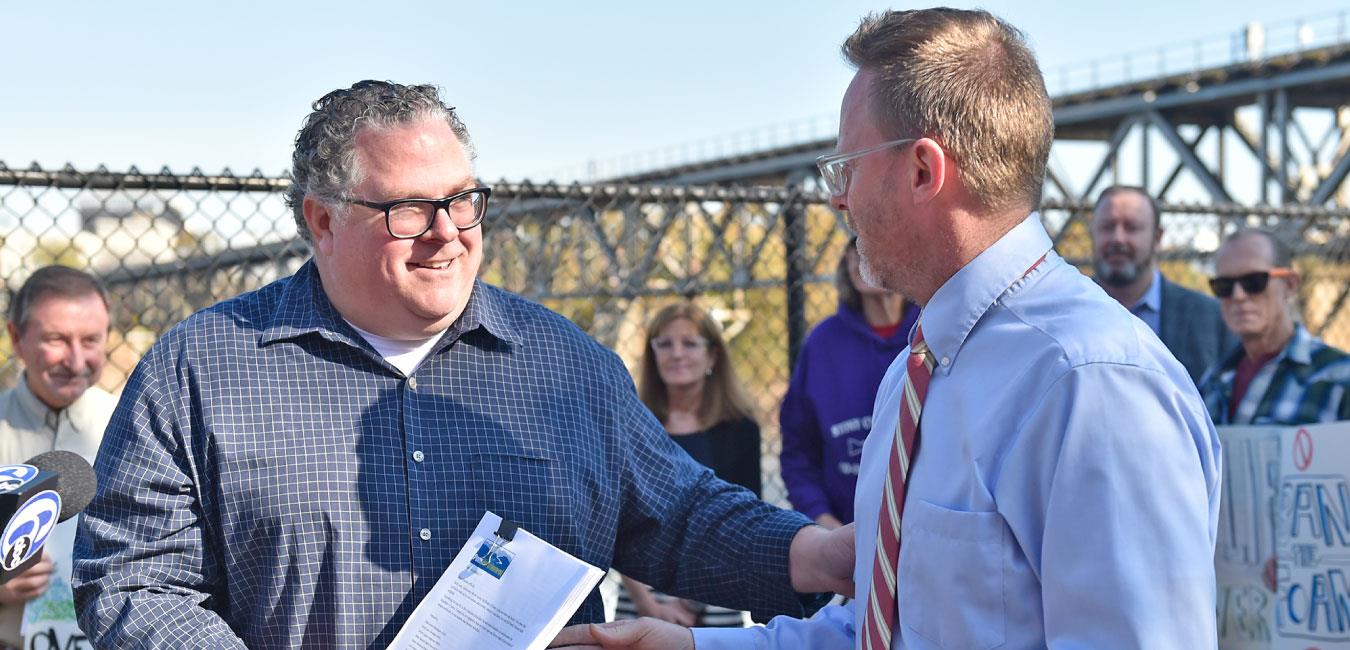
[469,541,513,579]
[0,464,38,494]
[1,490,61,571]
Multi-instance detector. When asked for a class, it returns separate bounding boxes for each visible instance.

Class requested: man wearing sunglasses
[1197,228,1350,426]
[72,81,852,648]
[1091,185,1235,385]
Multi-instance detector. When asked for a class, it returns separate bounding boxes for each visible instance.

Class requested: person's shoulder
[0,385,17,415]
[1003,262,1177,376]
[475,284,624,367]
[802,310,875,352]
[78,385,120,411]
[1307,339,1350,384]
[1161,275,1221,310]
[477,284,593,341]
[807,312,853,337]
[145,274,296,358]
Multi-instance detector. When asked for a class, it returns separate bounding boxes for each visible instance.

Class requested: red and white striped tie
[861,324,935,650]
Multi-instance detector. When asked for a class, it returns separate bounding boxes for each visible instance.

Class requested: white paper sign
[1217,426,1283,650]
[20,518,87,648]
[1274,422,1350,649]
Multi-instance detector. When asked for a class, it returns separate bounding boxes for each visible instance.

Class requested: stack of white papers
[389,511,604,650]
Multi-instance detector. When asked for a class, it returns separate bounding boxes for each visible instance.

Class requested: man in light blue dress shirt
[552,8,1221,650]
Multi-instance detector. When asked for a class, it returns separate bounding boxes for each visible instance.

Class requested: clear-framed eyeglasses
[815,138,917,196]
[345,186,492,239]
[650,336,709,354]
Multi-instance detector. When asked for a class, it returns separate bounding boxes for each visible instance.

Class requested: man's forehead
[26,293,109,322]
[1095,193,1151,221]
[1217,235,1276,269]
[839,70,882,141]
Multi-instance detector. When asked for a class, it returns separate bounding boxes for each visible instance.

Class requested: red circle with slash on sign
[1294,428,1314,471]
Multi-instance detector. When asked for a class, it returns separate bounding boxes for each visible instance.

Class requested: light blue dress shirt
[695,214,1222,649]
[1128,268,1163,336]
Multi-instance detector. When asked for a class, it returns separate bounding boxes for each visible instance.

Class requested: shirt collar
[10,373,52,424]
[446,281,522,347]
[10,372,105,430]
[1133,267,1163,314]
[260,260,521,348]
[1215,323,1315,376]
[917,213,1054,375]
[1283,323,1316,366]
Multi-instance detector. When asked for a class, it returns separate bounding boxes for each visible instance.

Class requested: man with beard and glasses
[0,266,116,650]
[1091,185,1235,384]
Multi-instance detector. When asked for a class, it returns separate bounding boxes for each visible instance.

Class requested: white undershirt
[344,319,445,377]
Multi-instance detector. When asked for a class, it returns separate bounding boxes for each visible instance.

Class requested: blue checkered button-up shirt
[1198,323,1350,425]
[73,261,812,649]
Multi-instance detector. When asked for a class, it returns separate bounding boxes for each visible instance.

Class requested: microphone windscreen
[25,450,97,522]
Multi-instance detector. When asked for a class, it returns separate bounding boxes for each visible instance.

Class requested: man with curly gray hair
[72,80,852,648]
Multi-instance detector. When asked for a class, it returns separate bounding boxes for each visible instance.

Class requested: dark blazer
[1160,277,1237,384]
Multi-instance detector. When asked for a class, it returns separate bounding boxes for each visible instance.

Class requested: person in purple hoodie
[778,237,919,528]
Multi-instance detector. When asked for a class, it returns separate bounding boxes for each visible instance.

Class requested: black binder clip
[490,518,518,554]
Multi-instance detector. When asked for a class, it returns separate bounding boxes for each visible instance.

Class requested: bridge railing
[1053,9,1350,96]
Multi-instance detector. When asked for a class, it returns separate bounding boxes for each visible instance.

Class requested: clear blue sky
[3,1,1346,181]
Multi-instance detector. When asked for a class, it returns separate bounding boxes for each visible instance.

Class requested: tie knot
[911,323,928,353]
[909,323,935,370]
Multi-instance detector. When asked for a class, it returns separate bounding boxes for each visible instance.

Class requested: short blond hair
[843,8,1054,211]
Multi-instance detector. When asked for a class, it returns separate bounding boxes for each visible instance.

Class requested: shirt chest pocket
[898,499,1007,650]
[468,450,572,526]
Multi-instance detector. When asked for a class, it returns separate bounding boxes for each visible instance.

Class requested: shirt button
[940,356,951,367]
[419,528,432,541]
[408,377,418,391]
[412,450,425,463]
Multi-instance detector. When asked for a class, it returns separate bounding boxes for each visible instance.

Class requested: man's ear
[5,322,21,355]
[909,138,947,205]
[302,196,338,256]
[1285,270,1302,295]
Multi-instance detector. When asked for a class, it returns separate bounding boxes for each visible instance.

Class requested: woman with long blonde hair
[613,302,760,627]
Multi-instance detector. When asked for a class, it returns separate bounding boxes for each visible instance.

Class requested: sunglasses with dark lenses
[1208,268,1295,298]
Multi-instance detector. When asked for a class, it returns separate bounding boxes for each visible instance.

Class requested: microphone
[27,451,97,523]
[0,451,97,583]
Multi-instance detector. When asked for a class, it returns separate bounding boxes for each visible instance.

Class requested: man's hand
[550,619,694,650]
[788,523,855,597]
[0,552,53,605]
[637,599,698,627]
[621,575,697,626]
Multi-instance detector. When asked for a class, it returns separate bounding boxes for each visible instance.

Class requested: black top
[670,417,762,498]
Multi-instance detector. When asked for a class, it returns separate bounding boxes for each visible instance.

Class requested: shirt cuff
[692,625,764,650]
[745,509,819,621]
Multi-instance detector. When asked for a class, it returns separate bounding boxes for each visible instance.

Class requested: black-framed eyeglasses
[345,186,492,239]
[1208,268,1295,298]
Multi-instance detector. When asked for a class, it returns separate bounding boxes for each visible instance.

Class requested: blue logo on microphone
[0,464,38,494]
[1,490,61,571]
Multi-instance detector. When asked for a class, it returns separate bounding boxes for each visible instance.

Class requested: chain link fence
[2,162,1348,507]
